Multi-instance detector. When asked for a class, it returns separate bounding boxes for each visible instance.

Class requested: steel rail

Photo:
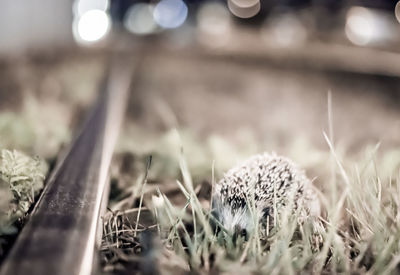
[0,59,133,275]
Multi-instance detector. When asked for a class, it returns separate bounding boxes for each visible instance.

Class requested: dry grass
[101,124,400,274]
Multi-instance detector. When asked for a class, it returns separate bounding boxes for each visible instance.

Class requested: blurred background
[1,0,400,51]
[0,0,400,161]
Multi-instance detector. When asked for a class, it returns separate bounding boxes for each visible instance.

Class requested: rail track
[0,59,133,275]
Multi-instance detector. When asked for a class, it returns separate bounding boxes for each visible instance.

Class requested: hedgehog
[211,152,321,239]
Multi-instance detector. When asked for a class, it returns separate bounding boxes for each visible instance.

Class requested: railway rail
[0,59,133,275]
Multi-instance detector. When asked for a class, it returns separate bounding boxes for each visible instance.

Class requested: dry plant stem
[134,156,152,237]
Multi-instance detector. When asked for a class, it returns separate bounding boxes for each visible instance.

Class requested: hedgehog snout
[233,224,248,242]
[211,196,254,238]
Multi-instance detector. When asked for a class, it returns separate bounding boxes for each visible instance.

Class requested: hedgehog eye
[241,228,247,239]
[209,209,221,234]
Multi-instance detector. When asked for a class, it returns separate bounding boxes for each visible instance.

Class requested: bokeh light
[124,3,157,35]
[73,9,111,43]
[261,13,307,47]
[344,6,396,47]
[197,2,232,47]
[395,1,400,24]
[227,0,260,19]
[153,0,188,29]
[345,7,375,46]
